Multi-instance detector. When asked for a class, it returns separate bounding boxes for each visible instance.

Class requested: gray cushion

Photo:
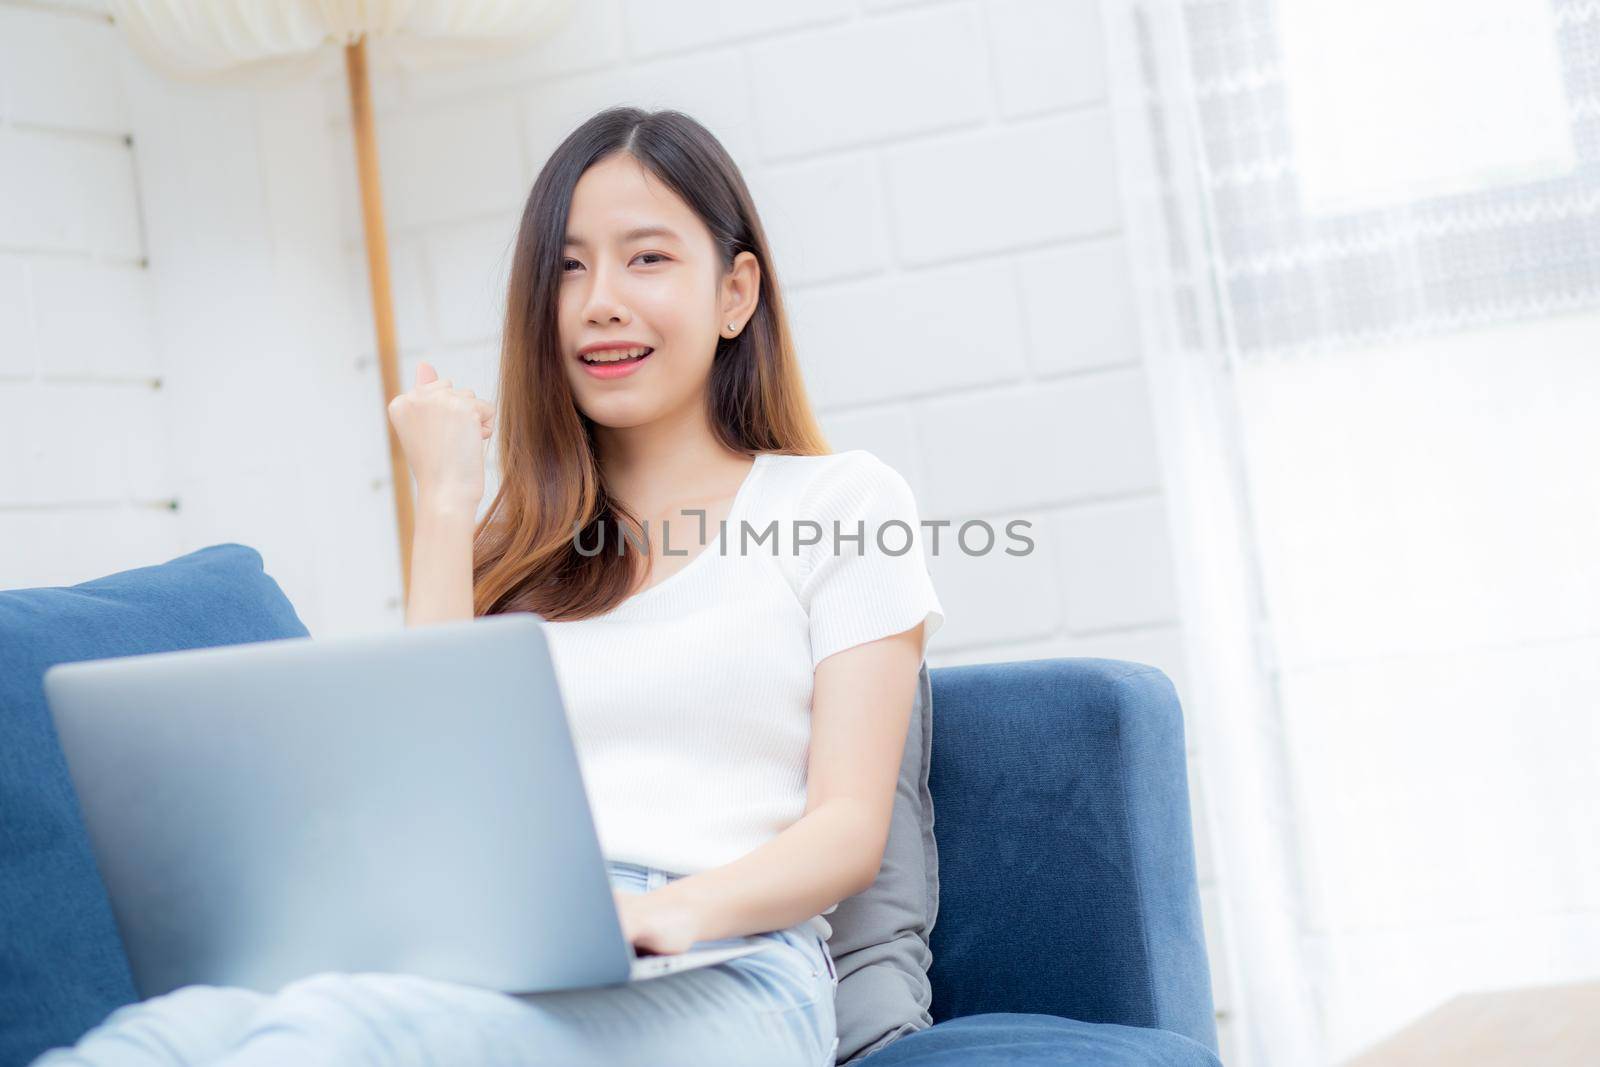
[825,661,939,1064]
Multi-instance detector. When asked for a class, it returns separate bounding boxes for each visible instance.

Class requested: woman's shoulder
[755,450,920,530]
[752,451,923,599]
[758,449,908,500]
[758,448,878,472]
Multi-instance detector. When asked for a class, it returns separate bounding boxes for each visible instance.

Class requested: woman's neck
[593,409,748,516]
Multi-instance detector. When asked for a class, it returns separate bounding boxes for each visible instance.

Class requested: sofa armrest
[926,657,1218,1054]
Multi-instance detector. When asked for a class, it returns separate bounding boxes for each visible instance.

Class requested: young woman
[36,107,944,1067]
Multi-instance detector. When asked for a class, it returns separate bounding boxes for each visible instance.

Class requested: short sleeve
[797,452,946,669]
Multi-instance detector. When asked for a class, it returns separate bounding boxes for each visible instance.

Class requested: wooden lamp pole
[342,34,416,606]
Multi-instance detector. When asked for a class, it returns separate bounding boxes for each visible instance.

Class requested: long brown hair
[471,107,830,622]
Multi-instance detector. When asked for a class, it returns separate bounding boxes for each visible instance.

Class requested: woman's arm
[404,494,478,628]
[650,621,926,943]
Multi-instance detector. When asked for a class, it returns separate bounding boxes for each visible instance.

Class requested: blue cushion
[854,1013,1222,1066]
[924,659,1217,1053]
[0,543,309,1067]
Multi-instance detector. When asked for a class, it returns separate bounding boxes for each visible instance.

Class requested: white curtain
[1105,1,1600,1064]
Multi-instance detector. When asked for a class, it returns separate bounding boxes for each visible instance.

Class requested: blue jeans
[32,859,840,1067]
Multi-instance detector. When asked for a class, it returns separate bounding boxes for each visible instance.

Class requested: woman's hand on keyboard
[612,888,703,956]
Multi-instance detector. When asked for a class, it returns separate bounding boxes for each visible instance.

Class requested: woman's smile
[578,347,655,380]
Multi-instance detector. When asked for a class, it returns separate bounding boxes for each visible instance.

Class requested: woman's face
[558,153,758,432]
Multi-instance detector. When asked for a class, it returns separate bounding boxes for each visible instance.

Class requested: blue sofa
[881,658,1222,1065]
[1,544,1219,1066]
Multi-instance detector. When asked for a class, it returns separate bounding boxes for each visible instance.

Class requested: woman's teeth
[582,347,652,363]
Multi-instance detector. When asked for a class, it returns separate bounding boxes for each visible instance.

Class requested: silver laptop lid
[43,613,641,997]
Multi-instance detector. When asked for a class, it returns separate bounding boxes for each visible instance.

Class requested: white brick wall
[3,0,1234,1055]
[0,0,180,589]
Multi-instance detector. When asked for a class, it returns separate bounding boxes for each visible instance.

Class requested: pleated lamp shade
[107,0,576,83]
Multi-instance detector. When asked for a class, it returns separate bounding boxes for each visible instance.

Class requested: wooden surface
[1342,980,1600,1065]
[344,35,414,605]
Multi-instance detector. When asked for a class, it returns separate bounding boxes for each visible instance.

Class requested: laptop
[42,612,772,1000]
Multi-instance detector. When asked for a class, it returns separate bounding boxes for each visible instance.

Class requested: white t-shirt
[538,449,945,938]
